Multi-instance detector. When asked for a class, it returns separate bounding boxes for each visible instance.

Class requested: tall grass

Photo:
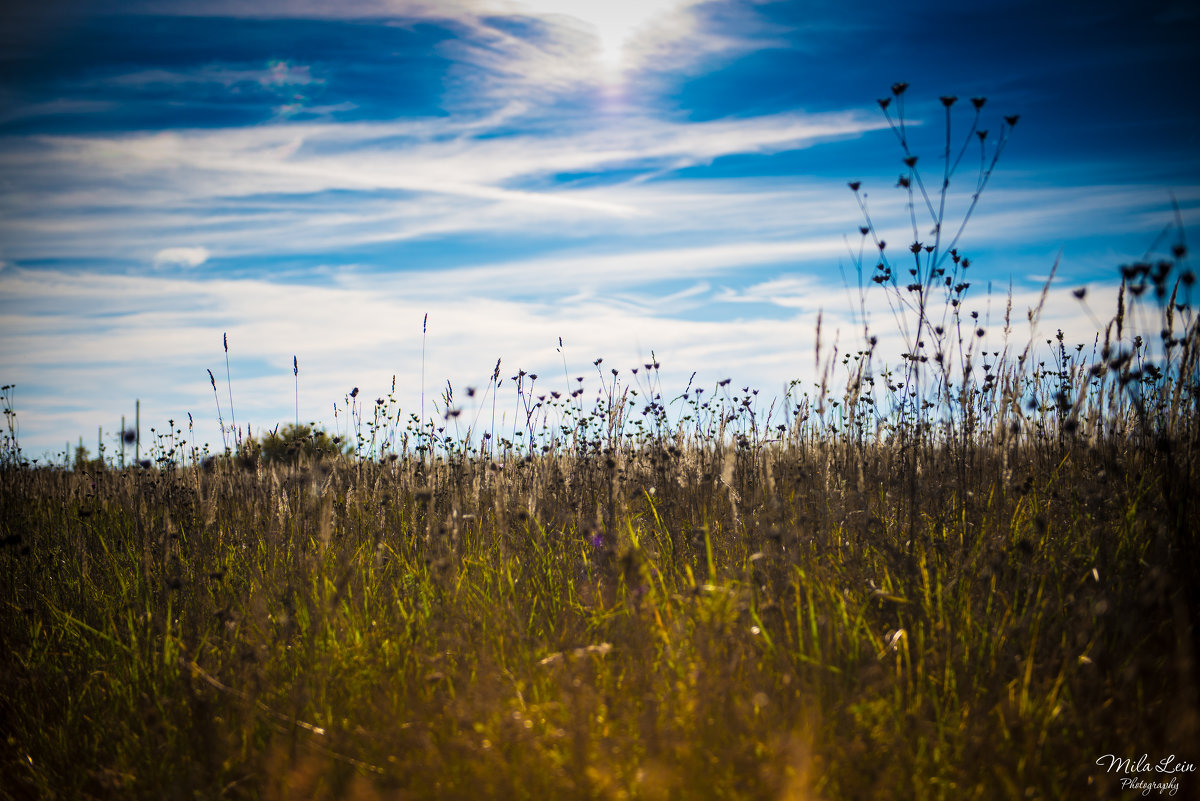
[0,88,1196,800]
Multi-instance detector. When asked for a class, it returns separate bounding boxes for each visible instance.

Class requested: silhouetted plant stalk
[847,84,1018,447]
[293,356,299,429]
[0,384,21,469]
[223,332,238,447]
[207,368,227,454]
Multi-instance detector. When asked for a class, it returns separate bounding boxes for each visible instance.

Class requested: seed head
[891,82,909,96]
[940,95,957,107]
[971,97,987,110]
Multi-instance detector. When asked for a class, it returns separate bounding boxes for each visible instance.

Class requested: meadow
[1,87,1197,800]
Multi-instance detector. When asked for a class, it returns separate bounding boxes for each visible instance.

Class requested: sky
[1,0,1198,462]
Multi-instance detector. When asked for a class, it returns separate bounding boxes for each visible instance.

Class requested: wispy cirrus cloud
[109,0,773,102]
[0,108,884,264]
[105,61,321,90]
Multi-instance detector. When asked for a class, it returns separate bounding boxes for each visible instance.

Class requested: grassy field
[2,89,1197,800]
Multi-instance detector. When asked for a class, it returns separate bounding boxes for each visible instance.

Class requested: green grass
[1,391,1196,799]
[1,86,1197,799]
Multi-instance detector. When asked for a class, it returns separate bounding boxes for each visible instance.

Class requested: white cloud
[115,0,771,101]
[1,246,1131,460]
[153,246,211,269]
[108,62,321,89]
[0,109,883,264]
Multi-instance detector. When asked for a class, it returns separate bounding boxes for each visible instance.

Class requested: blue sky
[2,0,1198,461]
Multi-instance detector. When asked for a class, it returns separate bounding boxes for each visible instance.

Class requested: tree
[257,423,347,464]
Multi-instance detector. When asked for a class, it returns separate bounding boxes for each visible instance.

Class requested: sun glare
[517,0,687,75]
